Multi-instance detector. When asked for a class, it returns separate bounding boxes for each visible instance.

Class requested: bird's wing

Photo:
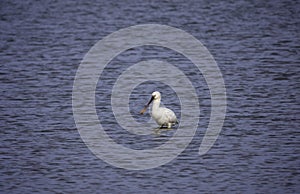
[163,108,177,123]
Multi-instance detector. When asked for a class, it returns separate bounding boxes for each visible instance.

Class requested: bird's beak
[140,96,154,114]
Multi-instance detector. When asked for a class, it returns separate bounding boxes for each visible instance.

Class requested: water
[1,0,299,193]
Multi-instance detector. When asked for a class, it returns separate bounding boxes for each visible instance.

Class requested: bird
[140,91,178,128]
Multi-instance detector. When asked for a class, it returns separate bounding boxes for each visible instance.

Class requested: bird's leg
[167,123,172,129]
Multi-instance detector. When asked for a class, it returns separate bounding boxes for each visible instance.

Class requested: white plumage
[140,91,178,128]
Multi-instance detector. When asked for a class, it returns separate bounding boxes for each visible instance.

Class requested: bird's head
[151,91,161,100]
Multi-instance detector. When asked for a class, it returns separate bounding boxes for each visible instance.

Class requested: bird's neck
[152,99,160,111]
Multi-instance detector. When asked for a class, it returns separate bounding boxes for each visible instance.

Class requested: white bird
[140,91,178,128]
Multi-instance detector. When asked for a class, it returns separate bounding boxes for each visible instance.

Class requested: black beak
[140,96,154,114]
[146,96,154,106]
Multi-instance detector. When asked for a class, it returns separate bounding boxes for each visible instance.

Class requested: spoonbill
[140,91,178,128]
